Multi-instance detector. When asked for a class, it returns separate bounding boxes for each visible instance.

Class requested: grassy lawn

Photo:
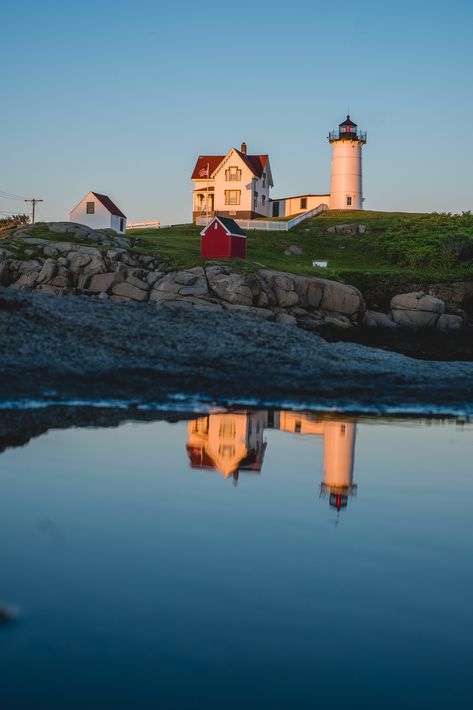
[126,210,473,301]
[126,210,435,276]
[4,211,473,297]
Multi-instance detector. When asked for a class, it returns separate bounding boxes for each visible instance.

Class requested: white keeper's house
[191,143,273,221]
[69,191,127,234]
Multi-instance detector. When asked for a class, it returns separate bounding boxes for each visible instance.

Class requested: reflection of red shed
[200,216,247,259]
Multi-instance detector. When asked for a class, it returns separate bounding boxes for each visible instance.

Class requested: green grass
[5,211,473,299]
[126,210,473,306]
[127,210,434,277]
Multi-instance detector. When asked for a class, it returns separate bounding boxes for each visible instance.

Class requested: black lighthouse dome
[339,115,357,136]
[329,115,367,143]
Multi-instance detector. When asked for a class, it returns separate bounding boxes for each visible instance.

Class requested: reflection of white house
[191,143,273,221]
[69,191,127,234]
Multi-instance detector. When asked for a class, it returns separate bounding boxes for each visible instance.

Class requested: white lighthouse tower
[320,421,357,512]
[329,115,367,210]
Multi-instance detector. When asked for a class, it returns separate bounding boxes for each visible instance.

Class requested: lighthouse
[320,421,357,511]
[329,115,367,210]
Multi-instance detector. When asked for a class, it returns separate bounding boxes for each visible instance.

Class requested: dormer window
[225,166,241,181]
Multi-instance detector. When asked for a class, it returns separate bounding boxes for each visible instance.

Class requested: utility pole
[24,198,43,224]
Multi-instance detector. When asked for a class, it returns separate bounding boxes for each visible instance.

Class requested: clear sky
[1,0,472,224]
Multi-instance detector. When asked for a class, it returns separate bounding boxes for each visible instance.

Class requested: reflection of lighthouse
[329,115,367,210]
[320,422,357,511]
[276,413,357,511]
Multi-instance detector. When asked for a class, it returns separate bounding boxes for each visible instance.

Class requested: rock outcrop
[0,226,367,330]
[0,223,470,337]
[326,223,367,235]
[390,291,465,333]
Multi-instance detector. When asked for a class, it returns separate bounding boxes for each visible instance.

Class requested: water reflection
[187,411,357,510]
[1,409,473,708]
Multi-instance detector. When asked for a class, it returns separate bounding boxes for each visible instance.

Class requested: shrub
[375,213,473,270]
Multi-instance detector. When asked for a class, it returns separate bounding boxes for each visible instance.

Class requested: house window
[262,195,266,206]
[254,191,258,208]
[225,166,241,181]
[219,420,235,437]
[219,444,235,459]
[262,172,266,188]
[346,196,352,206]
[300,197,307,209]
[119,218,124,231]
[225,190,241,205]
[86,201,95,214]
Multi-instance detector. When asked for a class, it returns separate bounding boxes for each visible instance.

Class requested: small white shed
[69,191,127,234]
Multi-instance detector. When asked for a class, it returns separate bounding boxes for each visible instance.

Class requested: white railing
[127,220,161,230]
[285,203,329,229]
[195,203,328,231]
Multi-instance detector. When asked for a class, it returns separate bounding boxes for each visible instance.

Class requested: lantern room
[339,115,357,138]
[329,115,367,143]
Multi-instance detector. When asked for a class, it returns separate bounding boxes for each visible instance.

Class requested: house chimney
[241,142,247,154]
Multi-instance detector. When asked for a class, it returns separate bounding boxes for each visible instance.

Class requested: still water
[0,409,472,709]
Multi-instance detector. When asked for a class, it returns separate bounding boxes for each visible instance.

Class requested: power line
[0,189,26,201]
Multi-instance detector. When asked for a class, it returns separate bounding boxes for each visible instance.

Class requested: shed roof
[205,216,247,237]
[218,216,247,236]
[91,192,126,219]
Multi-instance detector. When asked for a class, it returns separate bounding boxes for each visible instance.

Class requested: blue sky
[1,0,472,223]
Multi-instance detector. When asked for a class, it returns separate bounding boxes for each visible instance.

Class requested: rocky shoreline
[1,223,472,354]
[1,283,473,415]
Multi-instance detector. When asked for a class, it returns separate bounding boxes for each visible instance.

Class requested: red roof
[191,156,225,180]
[186,445,216,469]
[234,150,269,179]
[191,150,269,180]
[91,192,126,219]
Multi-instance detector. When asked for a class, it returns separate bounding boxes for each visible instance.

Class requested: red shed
[200,216,247,259]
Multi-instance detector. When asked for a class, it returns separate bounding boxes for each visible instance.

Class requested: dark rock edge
[1,287,473,417]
